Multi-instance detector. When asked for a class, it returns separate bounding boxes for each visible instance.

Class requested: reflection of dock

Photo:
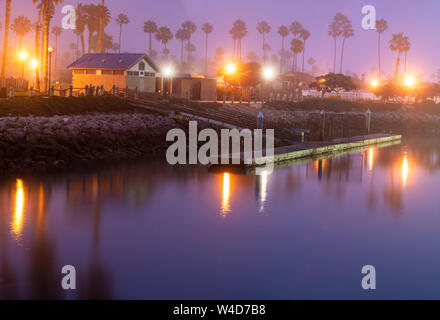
[211,134,401,175]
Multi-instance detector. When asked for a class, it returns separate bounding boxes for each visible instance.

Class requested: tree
[84,3,110,53]
[182,21,197,64]
[155,26,173,51]
[51,26,62,70]
[90,32,113,53]
[143,20,157,54]
[175,28,189,64]
[339,15,354,73]
[256,21,271,64]
[247,51,259,62]
[402,39,410,74]
[11,16,32,48]
[75,3,87,56]
[115,14,129,53]
[290,38,304,73]
[1,0,11,78]
[277,25,289,74]
[230,19,247,62]
[376,19,388,79]
[389,32,409,80]
[289,21,304,39]
[328,13,343,73]
[300,29,310,73]
[309,73,356,98]
[202,23,213,75]
[98,0,105,53]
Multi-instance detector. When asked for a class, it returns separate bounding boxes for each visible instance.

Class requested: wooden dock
[210,133,402,174]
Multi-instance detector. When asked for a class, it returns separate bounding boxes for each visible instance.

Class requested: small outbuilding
[167,74,217,101]
[68,53,159,92]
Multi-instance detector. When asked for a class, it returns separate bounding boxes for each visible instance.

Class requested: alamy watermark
[166,121,274,175]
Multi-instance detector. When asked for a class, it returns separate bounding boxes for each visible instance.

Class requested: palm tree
[115,14,129,53]
[389,32,409,81]
[230,19,247,62]
[143,20,157,54]
[278,25,289,74]
[202,23,213,75]
[339,16,354,73]
[75,3,87,56]
[403,39,410,74]
[155,26,173,51]
[1,0,11,78]
[290,38,304,73]
[51,26,62,71]
[98,0,105,53]
[175,28,188,64]
[300,29,310,73]
[182,21,197,64]
[376,19,388,79]
[84,3,110,53]
[256,21,271,64]
[328,13,343,73]
[11,16,32,49]
[289,21,304,39]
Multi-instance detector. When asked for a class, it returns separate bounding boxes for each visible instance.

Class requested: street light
[162,66,174,96]
[47,46,54,94]
[18,50,28,78]
[404,75,416,88]
[370,79,379,88]
[226,63,236,75]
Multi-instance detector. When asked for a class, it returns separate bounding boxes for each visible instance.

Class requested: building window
[74,69,85,74]
[139,61,145,71]
[114,70,124,75]
[86,69,97,75]
[102,69,113,75]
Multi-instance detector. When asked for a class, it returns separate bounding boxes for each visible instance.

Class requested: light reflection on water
[1,139,440,299]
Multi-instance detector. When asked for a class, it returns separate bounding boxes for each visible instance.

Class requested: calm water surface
[1,139,440,299]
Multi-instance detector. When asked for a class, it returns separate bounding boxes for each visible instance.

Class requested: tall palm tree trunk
[149,33,152,52]
[302,40,306,73]
[333,36,337,73]
[180,40,183,64]
[394,52,401,81]
[339,37,346,74]
[377,33,381,79]
[262,33,266,64]
[55,36,59,71]
[35,5,44,90]
[233,39,236,62]
[280,37,284,75]
[404,51,407,74]
[204,33,208,75]
[1,0,12,78]
[118,25,122,53]
[80,34,85,56]
[98,0,105,53]
[42,8,51,92]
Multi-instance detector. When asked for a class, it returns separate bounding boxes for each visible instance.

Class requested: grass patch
[0,96,149,117]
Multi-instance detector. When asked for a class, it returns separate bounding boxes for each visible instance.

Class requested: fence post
[112,85,116,96]
[50,86,54,96]
[100,85,104,96]
[134,87,138,100]
[257,112,264,130]
[231,92,234,104]
[366,109,371,134]
[239,91,243,104]
[125,86,129,98]
[29,86,34,97]
[214,90,217,104]
[9,87,14,98]
[301,131,305,143]
[85,85,89,96]
[116,86,120,96]
[69,85,73,97]
[320,109,326,141]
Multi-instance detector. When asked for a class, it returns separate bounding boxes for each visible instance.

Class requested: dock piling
[366,109,372,134]
[258,112,264,130]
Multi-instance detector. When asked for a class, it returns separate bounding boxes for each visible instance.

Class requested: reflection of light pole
[18,50,28,78]
[48,47,53,94]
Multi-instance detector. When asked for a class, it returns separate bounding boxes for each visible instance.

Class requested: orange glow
[29,58,38,69]
[12,179,25,238]
[404,75,416,88]
[263,67,275,80]
[221,172,230,216]
[225,63,236,75]
[370,79,379,88]
[368,148,374,171]
[402,155,408,186]
[18,50,28,62]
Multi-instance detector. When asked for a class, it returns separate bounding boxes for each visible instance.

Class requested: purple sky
[4,0,440,80]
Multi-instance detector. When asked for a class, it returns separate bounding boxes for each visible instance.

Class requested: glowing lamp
[163,67,173,77]
[370,79,379,88]
[263,67,275,80]
[404,75,415,87]
[18,50,28,61]
[48,47,54,53]
[29,58,38,69]
[225,63,236,75]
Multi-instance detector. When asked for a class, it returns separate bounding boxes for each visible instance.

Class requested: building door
[139,78,144,92]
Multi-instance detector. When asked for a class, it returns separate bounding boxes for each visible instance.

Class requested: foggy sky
[3,0,440,80]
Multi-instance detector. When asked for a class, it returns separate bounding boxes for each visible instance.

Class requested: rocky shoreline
[0,113,178,173]
[1,107,440,174]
